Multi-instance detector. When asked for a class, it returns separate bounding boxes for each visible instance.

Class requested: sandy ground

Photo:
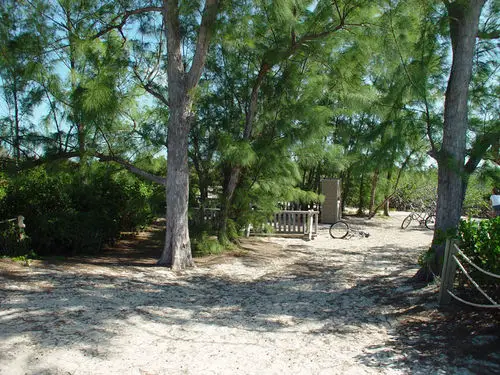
[0,211,498,375]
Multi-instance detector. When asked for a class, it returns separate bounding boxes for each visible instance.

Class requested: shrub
[0,219,31,257]
[457,217,500,277]
[462,175,493,218]
[191,232,226,257]
[0,162,160,256]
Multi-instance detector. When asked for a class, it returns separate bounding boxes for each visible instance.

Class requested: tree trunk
[158,93,194,269]
[341,170,351,213]
[357,172,366,216]
[417,0,485,280]
[12,79,20,162]
[383,170,392,216]
[368,169,379,216]
[157,0,218,269]
[218,62,270,241]
[218,166,240,242]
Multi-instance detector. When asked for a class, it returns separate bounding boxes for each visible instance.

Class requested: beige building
[320,178,341,223]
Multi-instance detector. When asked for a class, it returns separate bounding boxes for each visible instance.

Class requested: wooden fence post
[439,239,458,306]
[308,210,313,241]
[17,215,26,240]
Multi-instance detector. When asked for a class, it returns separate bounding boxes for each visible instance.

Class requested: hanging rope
[452,254,497,305]
[447,290,500,309]
[454,243,500,279]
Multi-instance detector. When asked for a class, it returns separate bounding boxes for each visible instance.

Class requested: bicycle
[401,211,436,230]
[329,220,350,239]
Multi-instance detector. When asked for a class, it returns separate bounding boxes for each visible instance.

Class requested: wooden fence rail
[270,210,319,236]
[0,215,26,239]
[439,239,500,308]
[192,208,220,223]
[191,208,320,240]
[245,210,319,239]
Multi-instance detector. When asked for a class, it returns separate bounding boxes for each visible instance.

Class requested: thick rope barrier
[452,254,497,305]
[440,240,499,308]
[447,290,500,309]
[454,243,500,279]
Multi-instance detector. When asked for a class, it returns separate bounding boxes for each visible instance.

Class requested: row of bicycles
[400,200,437,230]
[400,210,436,230]
[327,203,436,239]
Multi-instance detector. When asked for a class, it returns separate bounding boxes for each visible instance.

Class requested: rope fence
[439,239,499,309]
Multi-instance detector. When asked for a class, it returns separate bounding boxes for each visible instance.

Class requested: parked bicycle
[329,220,350,239]
[401,211,436,230]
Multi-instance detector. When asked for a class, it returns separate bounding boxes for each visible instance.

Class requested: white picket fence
[439,239,500,308]
[248,210,319,240]
[192,207,320,240]
[192,207,220,223]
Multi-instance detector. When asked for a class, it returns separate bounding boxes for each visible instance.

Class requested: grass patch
[192,233,233,257]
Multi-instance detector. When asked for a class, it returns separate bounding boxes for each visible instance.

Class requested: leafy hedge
[457,216,500,278]
[0,163,164,256]
[0,219,31,257]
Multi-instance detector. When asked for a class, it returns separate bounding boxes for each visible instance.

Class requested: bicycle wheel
[401,214,413,229]
[425,214,436,230]
[329,220,349,239]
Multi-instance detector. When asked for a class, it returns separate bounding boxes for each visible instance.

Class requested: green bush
[192,233,226,257]
[462,175,494,218]
[0,219,31,257]
[0,163,160,256]
[457,217,500,278]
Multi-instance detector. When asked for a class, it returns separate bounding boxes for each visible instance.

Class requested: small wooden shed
[320,178,341,223]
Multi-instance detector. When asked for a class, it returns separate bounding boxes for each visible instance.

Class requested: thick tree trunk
[417,0,485,280]
[158,94,194,269]
[157,0,218,269]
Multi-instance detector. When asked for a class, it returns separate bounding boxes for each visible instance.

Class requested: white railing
[260,210,319,240]
[439,239,499,308]
[192,207,220,222]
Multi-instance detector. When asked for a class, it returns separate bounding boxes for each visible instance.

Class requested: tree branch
[187,0,219,89]
[477,30,500,39]
[91,7,163,40]
[464,128,499,174]
[96,153,166,186]
[367,151,414,219]
[133,66,169,106]
[165,0,185,84]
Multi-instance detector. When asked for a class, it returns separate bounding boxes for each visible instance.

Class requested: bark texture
[157,0,219,269]
[423,0,486,279]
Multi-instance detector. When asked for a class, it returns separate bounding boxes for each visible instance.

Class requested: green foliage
[0,171,8,200]
[0,163,160,256]
[0,219,31,257]
[418,246,435,268]
[463,173,494,218]
[225,219,240,242]
[191,233,227,257]
[391,170,438,211]
[458,217,500,277]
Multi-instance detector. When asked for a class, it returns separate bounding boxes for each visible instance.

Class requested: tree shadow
[1,234,497,373]
[354,280,500,374]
